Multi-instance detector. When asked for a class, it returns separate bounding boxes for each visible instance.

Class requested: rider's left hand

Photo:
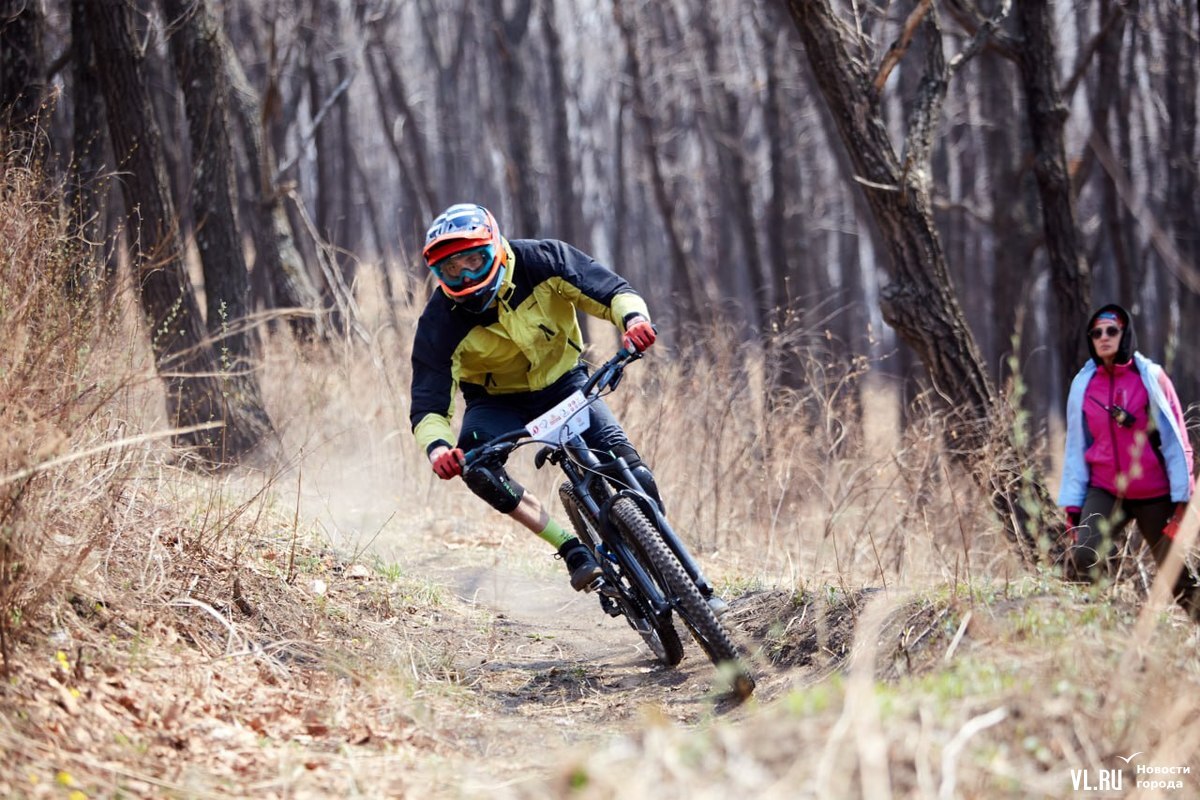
[623,317,656,353]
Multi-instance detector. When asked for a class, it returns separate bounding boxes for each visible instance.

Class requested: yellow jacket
[410,238,650,453]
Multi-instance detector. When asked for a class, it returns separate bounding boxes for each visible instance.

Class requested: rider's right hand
[431,446,465,480]
[622,316,656,353]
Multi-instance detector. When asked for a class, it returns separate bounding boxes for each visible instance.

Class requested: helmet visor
[431,245,496,290]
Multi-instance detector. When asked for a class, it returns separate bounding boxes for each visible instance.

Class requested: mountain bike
[462,348,755,699]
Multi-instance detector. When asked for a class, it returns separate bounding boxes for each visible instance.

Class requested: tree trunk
[1163,0,1200,409]
[1012,0,1092,396]
[782,0,1062,565]
[490,0,540,234]
[67,0,111,292]
[88,0,262,464]
[696,1,769,334]
[541,0,583,246]
[361,20,437,248]
[163,0,274,440]
[0,0,45,147]
[303,9,347,335]
[221,20,322,342]
[612,0,710,333]
[759,3,805,389]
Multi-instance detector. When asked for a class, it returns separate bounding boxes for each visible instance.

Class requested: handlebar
[462,347,643,469]
[583,346,640,395]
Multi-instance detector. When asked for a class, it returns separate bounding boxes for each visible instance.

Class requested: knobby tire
[559,484,685,667]
[610,498,755,697]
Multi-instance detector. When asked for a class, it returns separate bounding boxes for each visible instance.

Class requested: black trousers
[1071,486,1200,618]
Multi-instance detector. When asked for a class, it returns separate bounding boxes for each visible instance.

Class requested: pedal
[598,593,623,618]
[583,575,606,594]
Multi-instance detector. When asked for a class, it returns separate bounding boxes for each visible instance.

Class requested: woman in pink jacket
[1058,304,1197,615]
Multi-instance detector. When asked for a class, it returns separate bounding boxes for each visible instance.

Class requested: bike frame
[463,348,716,612]
[556,434,715,600]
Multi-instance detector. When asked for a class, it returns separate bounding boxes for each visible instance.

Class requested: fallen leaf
[46,677,79,715]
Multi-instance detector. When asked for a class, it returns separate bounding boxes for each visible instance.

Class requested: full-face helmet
[422,204,508,313]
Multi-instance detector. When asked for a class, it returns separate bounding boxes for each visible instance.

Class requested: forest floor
[2,460,1200,800]
[0,481,889,800]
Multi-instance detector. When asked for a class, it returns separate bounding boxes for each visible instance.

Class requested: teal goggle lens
[433,245,494,288]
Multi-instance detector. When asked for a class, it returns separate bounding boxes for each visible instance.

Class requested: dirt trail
[289,454,847,794]
[394,536,823,795]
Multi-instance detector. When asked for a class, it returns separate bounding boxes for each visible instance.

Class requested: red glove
[1163,504,1186,540]
[623,318,656,353]
[1065,507,1081,528]
[431,447,465,480]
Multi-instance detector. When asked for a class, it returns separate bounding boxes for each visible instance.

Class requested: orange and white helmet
[422,204,508,313]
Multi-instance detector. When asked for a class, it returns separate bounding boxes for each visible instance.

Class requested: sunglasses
[1089,326,1121,340]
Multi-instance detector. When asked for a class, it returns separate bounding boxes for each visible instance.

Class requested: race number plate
[526,390,591,442]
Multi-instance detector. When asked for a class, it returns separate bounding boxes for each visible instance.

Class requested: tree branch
[273,72,355,181]
[943,0,1019,60]
[1061,1,1130,101]
[947,0,1012,75]
[873,0,932,94]
[901,11,948,179]
[1089,131,1200,293]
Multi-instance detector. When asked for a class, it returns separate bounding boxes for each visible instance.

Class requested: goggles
[431,245,495,289]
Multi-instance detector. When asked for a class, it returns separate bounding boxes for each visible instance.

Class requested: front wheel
[610,498,755,698]
[559,484,684,667]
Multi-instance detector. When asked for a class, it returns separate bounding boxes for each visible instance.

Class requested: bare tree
[694,1,769,335]
[612,0,711,333]
[541,0,583,245]
[88,0,265,464]
[0,0,46,147]
[221,20,323,342]
[779,0,1063,564]
[489,0,540,234]
[1161,0,1200,408]
[163,0,274,439]
[1011,0,1092,392]
[360,6,437,234]
[66,0,111,291]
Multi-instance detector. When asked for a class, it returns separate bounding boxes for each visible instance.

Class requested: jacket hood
[1086,303,1137,366]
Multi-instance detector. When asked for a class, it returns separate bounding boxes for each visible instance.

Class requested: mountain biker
[409,203,726,611]
[1058,303,1198,617]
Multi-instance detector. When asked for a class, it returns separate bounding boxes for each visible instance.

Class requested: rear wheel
[610,498,755,698]
[559,484,684,666]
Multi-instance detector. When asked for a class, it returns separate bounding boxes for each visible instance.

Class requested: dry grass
[0,155,127,673]
[0,157,468,798]
[3,154,1200,799]
[540,582,1200,800]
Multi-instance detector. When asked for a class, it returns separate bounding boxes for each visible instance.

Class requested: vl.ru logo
[1070,752,1192,793]
[1070,767,1124,792]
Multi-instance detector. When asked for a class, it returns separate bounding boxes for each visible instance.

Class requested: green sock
[536,518,573,549]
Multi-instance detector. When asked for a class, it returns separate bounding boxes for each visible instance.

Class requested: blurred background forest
[2,0,1197,463]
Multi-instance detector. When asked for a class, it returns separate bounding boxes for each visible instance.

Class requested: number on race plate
[526,390,591,443]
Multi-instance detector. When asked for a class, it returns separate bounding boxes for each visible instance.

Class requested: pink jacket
[1082,361,1176,499]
